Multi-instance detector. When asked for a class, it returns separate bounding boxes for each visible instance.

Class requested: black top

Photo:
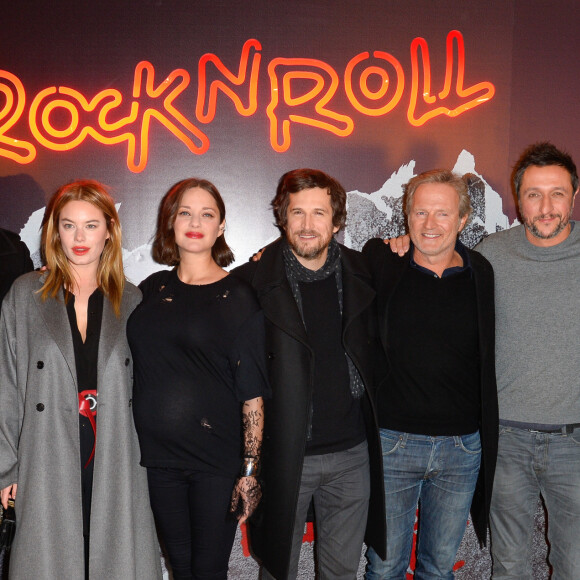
[65,289,103,467]
[65,288,103,538]
[385,265,480,435]
[299,277,365,455]
[128,269,270,477]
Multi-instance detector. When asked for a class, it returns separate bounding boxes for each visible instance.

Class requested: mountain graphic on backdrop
[345,149,514,251]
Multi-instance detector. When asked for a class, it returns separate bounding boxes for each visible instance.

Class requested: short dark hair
[152,178,234,267]
[403,169,472,220]
[272,168,347,232]
[513,142,579,199]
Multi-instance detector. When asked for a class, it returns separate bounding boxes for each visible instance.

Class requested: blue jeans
[366,429,481,580]
[490,426,580,579]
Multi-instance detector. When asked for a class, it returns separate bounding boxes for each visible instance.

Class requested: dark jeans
[147,467,238,580]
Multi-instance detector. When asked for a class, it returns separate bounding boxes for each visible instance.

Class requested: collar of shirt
[409,239,472,279]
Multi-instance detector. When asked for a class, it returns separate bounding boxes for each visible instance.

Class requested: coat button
[37,361,44,369]
[125,358,130,366]
[268,352,275,360]
[36,403,45,412]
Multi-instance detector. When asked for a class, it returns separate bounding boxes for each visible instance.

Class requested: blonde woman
[0,181,161,579]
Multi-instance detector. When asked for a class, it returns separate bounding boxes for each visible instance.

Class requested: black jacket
[233,238,386,578]
[362,237,498,546]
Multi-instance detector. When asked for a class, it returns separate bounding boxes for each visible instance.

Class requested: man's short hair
[272,169,347,231]
[513,142,579,199]
[403,169,472,220]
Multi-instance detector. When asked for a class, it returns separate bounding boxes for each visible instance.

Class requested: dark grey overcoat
[233,239,386,579]
[0,272,162,579]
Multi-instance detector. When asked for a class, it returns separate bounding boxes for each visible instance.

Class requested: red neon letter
[28,63,209,173]
[344,51,405,116]
[29,86,125,151]
[127,62,209,171]
[0,70,35,163]
[267,58,354,153]
[196,39,262,123]
[407,30,495,126]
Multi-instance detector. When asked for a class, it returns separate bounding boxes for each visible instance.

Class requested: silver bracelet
[240,456,260,477]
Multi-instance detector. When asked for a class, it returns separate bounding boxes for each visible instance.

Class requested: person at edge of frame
[0,227,34,307]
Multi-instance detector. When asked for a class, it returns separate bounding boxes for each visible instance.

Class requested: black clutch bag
[0,499,16,550]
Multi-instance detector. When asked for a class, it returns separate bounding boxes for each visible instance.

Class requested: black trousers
[147,467,238,580]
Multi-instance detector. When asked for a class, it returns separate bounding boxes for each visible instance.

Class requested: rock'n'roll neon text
[0,30,494,173]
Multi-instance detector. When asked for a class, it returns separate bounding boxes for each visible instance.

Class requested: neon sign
[0,30,494,173]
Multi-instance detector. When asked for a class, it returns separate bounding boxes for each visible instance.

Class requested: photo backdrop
[2,1,579,577]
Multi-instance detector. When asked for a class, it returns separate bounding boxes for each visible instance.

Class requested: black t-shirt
[128,270,269,477]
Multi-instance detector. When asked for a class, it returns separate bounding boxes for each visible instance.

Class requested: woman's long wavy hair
[40,180,125,316]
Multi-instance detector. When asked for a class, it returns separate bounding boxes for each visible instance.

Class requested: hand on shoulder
[384,235,410,256]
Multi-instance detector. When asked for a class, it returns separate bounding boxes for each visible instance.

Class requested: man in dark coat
[233,169,386,579]
[363,169,498,578]
[0,228,33,305]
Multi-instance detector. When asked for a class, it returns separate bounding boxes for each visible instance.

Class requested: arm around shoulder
[362,238,389,270]
[362,237,387,255]
[230,259,259,286]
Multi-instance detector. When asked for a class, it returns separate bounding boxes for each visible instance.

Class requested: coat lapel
[253,240,309,346]
[260,283,309,344]
[341,246,375,335]
[33,285,77,389]
[372,245,409,354]
[97,296,122,382]
[471,251,494,364]
[33,279,123,391]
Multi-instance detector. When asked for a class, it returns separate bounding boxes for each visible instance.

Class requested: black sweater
[128,270,270,477]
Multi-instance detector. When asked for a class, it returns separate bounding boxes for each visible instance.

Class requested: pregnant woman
[128,178,269,580]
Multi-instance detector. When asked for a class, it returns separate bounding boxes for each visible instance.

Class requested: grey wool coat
[0,272,162,580]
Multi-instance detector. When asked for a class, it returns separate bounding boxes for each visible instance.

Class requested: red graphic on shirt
[78,389,97,468]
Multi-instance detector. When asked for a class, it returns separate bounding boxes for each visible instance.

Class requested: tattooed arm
[230,396,264,524]
[242,396,264,459]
